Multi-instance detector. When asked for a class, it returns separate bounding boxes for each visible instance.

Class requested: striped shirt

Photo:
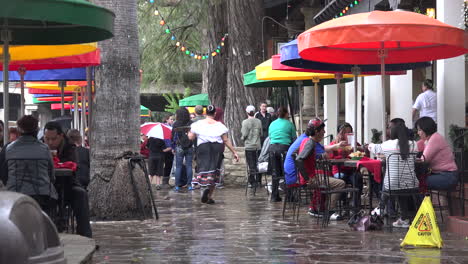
[369,140,419,190]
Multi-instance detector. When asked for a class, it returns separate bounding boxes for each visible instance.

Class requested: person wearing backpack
[172,107,194,192]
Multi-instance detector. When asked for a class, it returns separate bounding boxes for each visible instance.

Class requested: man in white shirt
[412,79,437,123]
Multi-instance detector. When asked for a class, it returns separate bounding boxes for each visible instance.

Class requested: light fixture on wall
[426,8,436,19]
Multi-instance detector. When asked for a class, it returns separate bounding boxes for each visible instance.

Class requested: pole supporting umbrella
[334,73,343,131]
[379,47,388,141]
[312,77,320,118]
[2,29,11,144]
[296,80,303,133]
[351,66,361,152]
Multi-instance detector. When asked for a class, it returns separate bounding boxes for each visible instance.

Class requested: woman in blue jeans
[171,107,194,191]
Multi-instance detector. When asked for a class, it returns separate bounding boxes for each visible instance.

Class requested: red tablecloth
[53,156,77,171]
[356,157,382,183]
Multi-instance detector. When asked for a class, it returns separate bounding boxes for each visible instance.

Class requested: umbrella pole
[296,81,303,133]
[335,73,343,131]
[86,67,92,140]
[60,81,66,116]
[18,66,26,117]
[379,47,388,142]
[81,87,87,146]
[312,77,320,118]
[2,30,11,145]
[73,93,79,129]
[286,87,297,132]
[351,66,361,152]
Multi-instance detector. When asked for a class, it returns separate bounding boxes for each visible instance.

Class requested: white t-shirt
[413,89,437,122]
[191,120,229,146]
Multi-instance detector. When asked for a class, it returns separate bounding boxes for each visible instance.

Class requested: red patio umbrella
[298,10,468,140]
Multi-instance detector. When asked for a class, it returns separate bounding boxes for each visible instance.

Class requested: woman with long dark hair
[368,123,418,228]
[172,107,194,191]
[268,106,296,202]
[189,105,239,204]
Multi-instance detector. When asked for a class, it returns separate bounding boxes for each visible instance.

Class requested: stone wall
[222,147,247,186]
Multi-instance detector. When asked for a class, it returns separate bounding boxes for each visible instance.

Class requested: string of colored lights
[334,0,361,18]
[147,0,227,60]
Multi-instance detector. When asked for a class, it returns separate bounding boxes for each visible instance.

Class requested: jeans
[426,171,459,190]
[269,144,289,200]
[245,149,259,185]
[175,146,193,187]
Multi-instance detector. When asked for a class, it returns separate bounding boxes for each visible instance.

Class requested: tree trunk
[202,0,228,110]
[89,0,150,220]
[225,0,265,146]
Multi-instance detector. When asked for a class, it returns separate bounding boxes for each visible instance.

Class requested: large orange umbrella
[298,10,468,140]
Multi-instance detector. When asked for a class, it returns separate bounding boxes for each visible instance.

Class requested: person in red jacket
[140,134,149,158]
[296,118,345,219]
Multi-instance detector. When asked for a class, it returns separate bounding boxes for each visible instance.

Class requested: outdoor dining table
[330,157,428,214]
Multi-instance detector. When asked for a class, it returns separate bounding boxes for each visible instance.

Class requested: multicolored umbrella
[298,10,468,140]
[0,0,115,143]
[140,123,172,140]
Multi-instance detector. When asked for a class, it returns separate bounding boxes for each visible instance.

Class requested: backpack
[174,124,193,150]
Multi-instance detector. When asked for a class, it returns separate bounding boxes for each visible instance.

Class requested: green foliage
[138,0,210,88]
[449,124,468,150]
[162,86,191,113]
[371,129,382,144]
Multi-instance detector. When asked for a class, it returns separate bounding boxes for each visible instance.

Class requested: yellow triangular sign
[401,196,443,248]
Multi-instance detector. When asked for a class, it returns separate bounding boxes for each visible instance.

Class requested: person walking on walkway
[189,105,239,204]
[172,107,194,191]
[268,106,296,202]
[241,105,262,187]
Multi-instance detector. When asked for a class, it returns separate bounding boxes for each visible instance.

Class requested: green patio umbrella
[140,105,150,117]
[1,0,115,144]
[179,93,211,107]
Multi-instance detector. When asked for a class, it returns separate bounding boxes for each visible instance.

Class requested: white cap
[246,105,255,113]
[267,107,275,113]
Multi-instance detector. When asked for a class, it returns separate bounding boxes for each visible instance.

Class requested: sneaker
[392,218,410,228]
[155,185,161,190]
[216,184,224,189]
[329,213,343,221]
[173,186,180,192]
[270,196,282,202]
[207,199,215,204]
[188,186,194,191]
[307,209,323,218]
[371,207,382,216]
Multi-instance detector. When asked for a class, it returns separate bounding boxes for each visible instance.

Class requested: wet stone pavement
[92,187,468,264]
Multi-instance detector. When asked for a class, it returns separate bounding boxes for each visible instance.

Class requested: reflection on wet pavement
[92,188,468,264]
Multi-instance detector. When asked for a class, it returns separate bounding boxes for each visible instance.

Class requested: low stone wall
[222,147,247,186]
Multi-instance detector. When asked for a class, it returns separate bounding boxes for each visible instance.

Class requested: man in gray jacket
[0,115,57,215]
[241,105,262,187]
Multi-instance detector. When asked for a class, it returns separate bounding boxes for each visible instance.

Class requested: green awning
[243,69,352,87]
[0,0,115,45]
[179,93,210,107]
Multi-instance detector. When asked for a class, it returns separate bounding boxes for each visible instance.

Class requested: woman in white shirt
[189,105,239,204]
[368,123,418,228]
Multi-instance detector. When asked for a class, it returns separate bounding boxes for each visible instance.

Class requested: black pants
[269,144,289,200]
[71,186,92,238]
[245,150,259,185]
[163,152,174,184]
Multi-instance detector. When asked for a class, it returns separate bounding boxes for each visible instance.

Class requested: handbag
[348,210,383,231]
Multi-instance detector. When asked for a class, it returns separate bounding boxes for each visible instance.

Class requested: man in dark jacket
[254,102,272,146]
[0,115,57,216]
[67,129,90,189]
[44,121,92,238]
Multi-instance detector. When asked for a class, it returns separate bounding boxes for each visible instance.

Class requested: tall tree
[202,0,228,109]
[224,0,265,146]
[89,0,152,220]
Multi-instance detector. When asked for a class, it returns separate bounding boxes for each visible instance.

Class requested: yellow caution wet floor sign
[401,196,443,248]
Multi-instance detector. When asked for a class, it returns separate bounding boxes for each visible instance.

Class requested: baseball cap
[307,118,327,130]
[246,105,255,113]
